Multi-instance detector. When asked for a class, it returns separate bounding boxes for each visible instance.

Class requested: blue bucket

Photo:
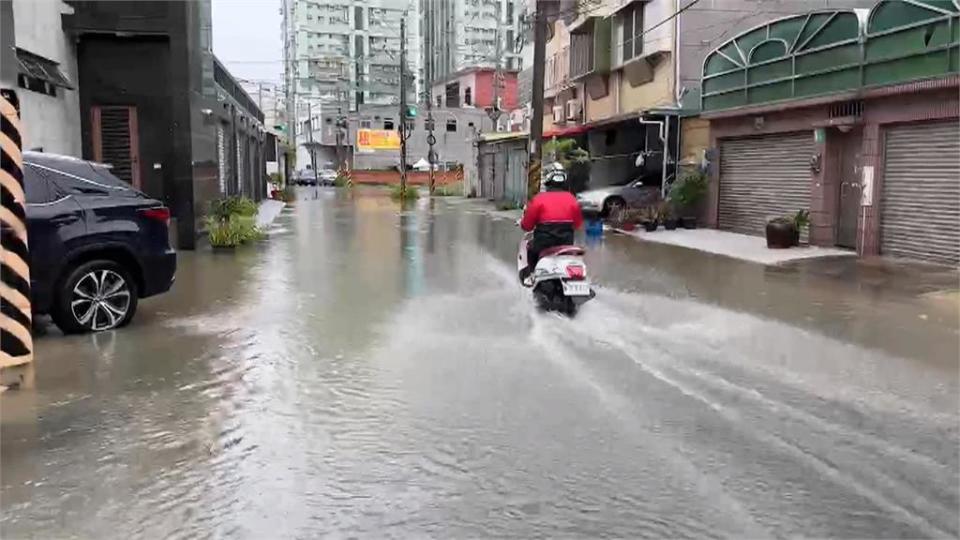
[585,218,603,237]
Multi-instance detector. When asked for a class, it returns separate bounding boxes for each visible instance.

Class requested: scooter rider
[519,162,584,282]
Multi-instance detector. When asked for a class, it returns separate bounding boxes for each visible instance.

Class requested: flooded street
[3,188,958,538]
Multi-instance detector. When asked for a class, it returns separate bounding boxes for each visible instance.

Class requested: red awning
[543,124,590,138]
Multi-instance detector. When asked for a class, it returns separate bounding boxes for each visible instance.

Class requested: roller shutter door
[719,132,813,236]
[880,121,960,265]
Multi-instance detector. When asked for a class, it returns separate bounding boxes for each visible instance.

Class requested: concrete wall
[619,56,674,113]
[679,116,710,170]
[12,0,81,156]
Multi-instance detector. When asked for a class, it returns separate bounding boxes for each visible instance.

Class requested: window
[31,160,129,196]
[354,6,363,29]
[360,118,371,129]
[383,118,395,130]
[446,119,457,132]
[464,87,472,106]
[22,165,59,204]
[436,95,442,107]
[15,48,72,97]
[619,5,643,63]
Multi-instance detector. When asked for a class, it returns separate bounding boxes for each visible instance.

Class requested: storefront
[700,1,959,264]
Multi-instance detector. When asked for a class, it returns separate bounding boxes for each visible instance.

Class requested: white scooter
[518,232,595,316]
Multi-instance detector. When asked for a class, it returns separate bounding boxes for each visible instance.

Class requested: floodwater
[3,187,958,538]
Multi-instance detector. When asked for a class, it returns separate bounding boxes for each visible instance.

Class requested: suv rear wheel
[52,260,139,334]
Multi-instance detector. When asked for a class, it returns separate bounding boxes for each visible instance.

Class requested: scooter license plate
[562,281,591,296]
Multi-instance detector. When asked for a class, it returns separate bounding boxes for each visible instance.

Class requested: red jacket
[520,191,584,232]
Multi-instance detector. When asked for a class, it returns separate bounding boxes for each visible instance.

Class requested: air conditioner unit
[552,105,565,123]
[566,99,582,121]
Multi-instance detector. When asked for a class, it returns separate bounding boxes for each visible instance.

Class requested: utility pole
[426,87,436,195]
[398,16,408,198]
[527,0,547,199]
[335,86,344,172]
[306,101,318,185]
[488,25,503,129]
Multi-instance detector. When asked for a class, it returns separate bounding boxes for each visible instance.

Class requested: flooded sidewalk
[2,188,957,539]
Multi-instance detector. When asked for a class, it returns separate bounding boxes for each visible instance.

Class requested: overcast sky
[211,0,283,84]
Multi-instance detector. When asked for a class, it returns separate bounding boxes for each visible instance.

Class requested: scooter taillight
[565,265,585,280]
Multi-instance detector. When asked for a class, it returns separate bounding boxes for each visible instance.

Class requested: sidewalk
[615,227,855,266]
[256,199,286,228]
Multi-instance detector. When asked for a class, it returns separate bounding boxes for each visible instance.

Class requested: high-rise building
[420,0,524,94]
[282,0,420,148]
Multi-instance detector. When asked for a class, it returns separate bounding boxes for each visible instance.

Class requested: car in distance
[575,176,664,217]
[318,169,337,186]
[19,152,176,333]
[295,168,318,186]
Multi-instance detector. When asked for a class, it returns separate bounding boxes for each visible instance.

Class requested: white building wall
[12,0,81,156]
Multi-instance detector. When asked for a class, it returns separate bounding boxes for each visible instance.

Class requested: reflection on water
[2,188,957,539]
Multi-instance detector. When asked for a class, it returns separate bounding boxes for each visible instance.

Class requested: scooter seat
[539,245,585,257]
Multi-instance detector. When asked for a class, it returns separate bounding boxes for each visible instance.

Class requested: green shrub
[432,182,463,197]
[334,170,350,187]
[496,200,522,211]
[210,196,258,221]
[206,215,262,248]
[669,171,708,215]
[389,184,419,201]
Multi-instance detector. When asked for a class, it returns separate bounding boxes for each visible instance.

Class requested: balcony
[569,17,611,82]
[544,46,570,98]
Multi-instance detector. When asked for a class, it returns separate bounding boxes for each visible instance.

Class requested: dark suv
[20,152,176,333]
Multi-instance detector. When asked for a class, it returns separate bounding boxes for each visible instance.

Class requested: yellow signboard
[356,129,400,151]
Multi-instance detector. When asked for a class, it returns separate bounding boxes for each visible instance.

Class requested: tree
[542,138,590,192]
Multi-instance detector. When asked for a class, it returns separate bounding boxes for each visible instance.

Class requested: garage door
[719,132,813,236]
[881,121,960,265]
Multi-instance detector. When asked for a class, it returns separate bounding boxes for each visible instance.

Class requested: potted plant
[792,209,810,246]
[670,171,708,229]
[659,201,678,230]
[765,216,797,249]
[639,206,659,232]
[610,207,636,231]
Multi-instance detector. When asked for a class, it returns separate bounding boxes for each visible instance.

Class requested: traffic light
[403,105,417,119]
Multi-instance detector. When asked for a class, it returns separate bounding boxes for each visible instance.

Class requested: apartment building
[3,0,81,156]
[420,0,525,89]
[540,0,876,191]
[282,0,421,151]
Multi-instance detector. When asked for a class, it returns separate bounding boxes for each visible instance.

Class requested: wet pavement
[3,187,958,538]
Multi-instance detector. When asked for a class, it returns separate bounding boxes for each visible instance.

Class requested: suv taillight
[139,207,171,225]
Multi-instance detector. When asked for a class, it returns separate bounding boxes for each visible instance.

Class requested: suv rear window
[26,159,140,197]
[23,164,61,204]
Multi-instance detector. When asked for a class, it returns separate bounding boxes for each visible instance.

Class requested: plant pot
[642,220,658,232]
[766,220,797,249]
[619,222,637,231]
[663,218,678,230]
[680,216,698,229]
[791,227,800,247]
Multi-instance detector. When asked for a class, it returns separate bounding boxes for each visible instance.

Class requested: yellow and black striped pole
[0,89,34,389]
[526,158,541,201]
